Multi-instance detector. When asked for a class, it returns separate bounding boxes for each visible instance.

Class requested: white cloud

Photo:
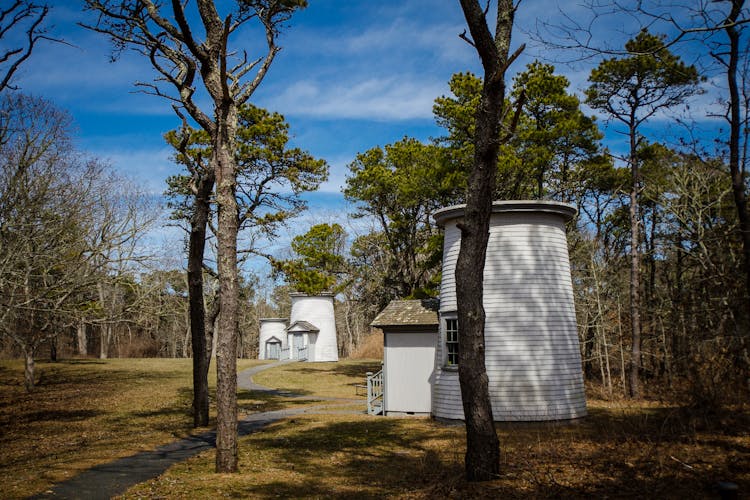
[317,154,355,193]
[263,76,447,121]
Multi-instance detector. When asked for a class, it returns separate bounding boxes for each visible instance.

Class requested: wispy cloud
[262,76,448,121]
[89,145,177,196]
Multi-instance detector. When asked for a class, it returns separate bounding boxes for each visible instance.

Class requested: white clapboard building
[258,318,287,360]
[259,292,339,362]
[368,200,587,421]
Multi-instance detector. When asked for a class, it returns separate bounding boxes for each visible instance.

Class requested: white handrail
[366,369,384,415]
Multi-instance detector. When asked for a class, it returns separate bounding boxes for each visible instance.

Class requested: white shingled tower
[258,318,287,360]
[431,200,587,421]
[286,292,339,362]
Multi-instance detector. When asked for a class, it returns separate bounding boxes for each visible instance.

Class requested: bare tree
[0,1,54,92]
[455,0,523,482]
[86,175,156,359]
[82,0,307,472]
[0,94,153,388]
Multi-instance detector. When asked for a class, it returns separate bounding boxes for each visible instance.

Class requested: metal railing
[366,369,384,416]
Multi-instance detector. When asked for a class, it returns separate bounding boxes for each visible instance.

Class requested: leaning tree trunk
[456,0,516,482]
[214,101,240,473]
[188,171,215,427]
[725,0,750,322]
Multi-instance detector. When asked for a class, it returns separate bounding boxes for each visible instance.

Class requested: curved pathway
[34,361,364,500]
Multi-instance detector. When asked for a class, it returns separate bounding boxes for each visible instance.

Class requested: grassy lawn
[120,397,750,499]
[0,357,266,499]
[252,359,381,399]
[1,357,748,499]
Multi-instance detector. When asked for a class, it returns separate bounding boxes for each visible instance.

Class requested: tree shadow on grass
[15,409,104,424]
[239,417,466,498]
[235,405,750,499]
[237,388,321,413]
[56,359,109,365]
[288,361,382,379]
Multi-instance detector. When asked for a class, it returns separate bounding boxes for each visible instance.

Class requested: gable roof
[265,335,282,344]
[286,320,320,333]
[370,299,439,328]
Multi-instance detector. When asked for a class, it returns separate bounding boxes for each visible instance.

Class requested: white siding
[432,203,587,421]
[384,332,436,414]
[289,294,339,362]
[258,319,286,360]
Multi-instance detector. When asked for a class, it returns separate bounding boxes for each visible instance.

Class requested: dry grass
[349,330,384,359]
[121,396,750,499]
[0,357,265,499]
[252,359,381,399]
[2,358,749,499]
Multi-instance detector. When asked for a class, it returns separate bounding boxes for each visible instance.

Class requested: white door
[292,333,304,359]
[266,341,280,359]
[384,332,436,414]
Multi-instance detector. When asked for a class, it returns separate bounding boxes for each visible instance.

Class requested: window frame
[444,314,459,367]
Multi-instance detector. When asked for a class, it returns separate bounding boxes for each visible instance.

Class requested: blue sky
[7,1,728,275]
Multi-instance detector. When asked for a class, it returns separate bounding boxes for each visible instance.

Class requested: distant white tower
[286,293,339,362]
[432,201,587,421]
[258,318,287,360]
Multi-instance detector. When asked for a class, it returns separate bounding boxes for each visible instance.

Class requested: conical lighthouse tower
[431,200,587,421]
[285,292,339,362]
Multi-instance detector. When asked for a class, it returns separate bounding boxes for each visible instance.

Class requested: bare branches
[82,1,294,132]
[533,0,750,64]
[0,1,57,92]
[0,94,156,385]
[459,29,476,47]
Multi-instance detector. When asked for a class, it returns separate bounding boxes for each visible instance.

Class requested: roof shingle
[370,299,439,328]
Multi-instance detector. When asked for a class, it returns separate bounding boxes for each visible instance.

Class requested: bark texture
[24,350,35,391]
[213,102,240,472]
[77,320,87,356]
[628,129,641,399]
[188,171,214,427]
[456,0,517,482]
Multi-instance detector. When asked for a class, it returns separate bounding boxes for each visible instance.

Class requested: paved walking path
[34,361,364,500]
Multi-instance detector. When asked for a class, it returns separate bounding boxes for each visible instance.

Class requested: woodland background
[1,1,749,408]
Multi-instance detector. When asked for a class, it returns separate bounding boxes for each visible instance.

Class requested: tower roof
[370,299,439,328]
[433,200,576,227]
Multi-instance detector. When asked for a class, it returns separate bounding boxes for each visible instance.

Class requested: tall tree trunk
[100,323,111,360]
[214,102,240,473]
[24,348,35,391]
[189,172,215,427]
[207,290,220,361]
[456,0,517,482]
[49,336,57,362]
[725,0,750,321]
[97,283,111,360]
[77,319,87,356]
[628,130,642,398]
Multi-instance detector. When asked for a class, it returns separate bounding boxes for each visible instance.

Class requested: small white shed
[287,293,339,362]
[371,299,439,416]
[258,318,287,360]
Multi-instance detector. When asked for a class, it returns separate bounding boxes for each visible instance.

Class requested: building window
[445,317,459,366]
